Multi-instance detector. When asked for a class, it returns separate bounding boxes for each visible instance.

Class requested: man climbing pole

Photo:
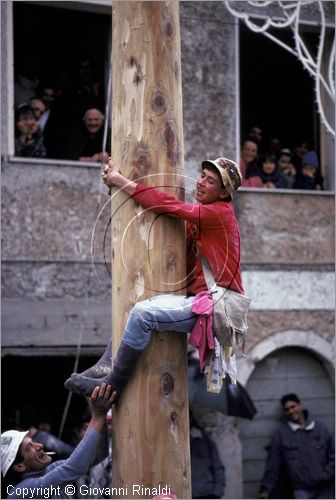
[65,155,244,399]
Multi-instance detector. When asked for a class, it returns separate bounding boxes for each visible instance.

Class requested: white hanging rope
[224,0,335,137]
[58,50,113,439]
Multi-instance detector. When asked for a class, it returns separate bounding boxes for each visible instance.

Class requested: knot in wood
[170,411,178,424]
[161,372,174,395]
[128,56,137,67]
[164,122,180,166]
[165,22,173,38]
[152,90,167,115]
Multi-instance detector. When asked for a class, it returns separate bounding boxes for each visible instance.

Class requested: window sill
[6,155,104,169]
[239,186,335,196]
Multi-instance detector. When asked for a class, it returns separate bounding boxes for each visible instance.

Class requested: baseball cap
[279,148,291,156]
[202,157,242,196]
[1,430,29,477]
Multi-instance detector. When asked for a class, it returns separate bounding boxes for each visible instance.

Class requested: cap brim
[201,160,234,198]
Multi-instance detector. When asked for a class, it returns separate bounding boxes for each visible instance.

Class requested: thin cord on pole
[58,311,85,439]
[58,42,113,439]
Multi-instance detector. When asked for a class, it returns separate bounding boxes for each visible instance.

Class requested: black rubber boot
[79,340,112,378]
[64,341,143,400]
[63,340,112,391]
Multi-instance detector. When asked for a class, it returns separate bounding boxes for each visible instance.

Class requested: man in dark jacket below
[259,393,335,499]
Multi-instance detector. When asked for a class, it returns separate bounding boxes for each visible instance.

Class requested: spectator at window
[266,136,281,157]
[291,140,310,178]
[258,153,288,189]
[30,98,46,122]
[14,56,40,107]
[38,85,56,132]
[54,68,71,100]
[14,104,46,158]
[247,125,267,153]
[63,108,111,163]
[293,151,320,190]
[37,83,67,159]
[277,148,296,188]
[248,125,263,144]
[292,142,323,190]
[62,58,105,128]
[240,137,263,188]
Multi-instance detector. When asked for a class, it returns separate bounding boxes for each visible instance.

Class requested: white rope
[58,317,85,439]
[328,33,335,98]
[58,48,113,440]
[223,0,335,137]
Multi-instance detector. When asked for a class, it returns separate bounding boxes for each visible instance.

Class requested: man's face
[250,127,262,140]
[196,168,228,204]
[16,437,51,473]
[84,110,104,134]
[283,400,304,423]
[30,100,46,119]
[41,88,55,109]
[295,142,309,158]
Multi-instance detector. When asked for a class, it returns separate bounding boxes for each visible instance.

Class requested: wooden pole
[111,2,191,498]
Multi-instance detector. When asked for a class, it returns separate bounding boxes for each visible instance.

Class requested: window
[239,23,335,191]
[11,1,111,162]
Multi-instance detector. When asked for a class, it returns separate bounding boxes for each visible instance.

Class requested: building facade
[1,1,335,498]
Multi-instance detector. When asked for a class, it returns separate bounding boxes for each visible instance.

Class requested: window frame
[4,0,112,165]
[236,15,335,192]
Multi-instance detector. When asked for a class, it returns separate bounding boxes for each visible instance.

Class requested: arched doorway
[239,346,335,499]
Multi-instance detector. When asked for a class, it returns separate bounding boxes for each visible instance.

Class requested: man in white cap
[1,384,115,499]
[65,156,244,399]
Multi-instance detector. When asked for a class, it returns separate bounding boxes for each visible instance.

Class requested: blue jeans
[122,294,197,349]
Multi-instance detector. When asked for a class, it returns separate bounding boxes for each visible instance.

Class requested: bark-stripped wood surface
[111,2,191,498]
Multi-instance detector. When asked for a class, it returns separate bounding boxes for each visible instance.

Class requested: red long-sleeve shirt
[132,183,244,296]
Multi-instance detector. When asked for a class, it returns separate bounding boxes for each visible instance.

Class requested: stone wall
[1,161,111,352]
[180,1,237,163]
[235,190,335,264]
[2,162,334,352]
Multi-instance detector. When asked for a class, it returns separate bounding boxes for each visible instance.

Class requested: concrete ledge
[243,270,335,310]
[1,298,111,347]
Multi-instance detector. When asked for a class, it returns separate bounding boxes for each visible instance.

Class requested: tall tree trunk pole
[111,2,191,498]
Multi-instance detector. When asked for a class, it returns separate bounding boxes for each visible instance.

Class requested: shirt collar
[287,419,315,432]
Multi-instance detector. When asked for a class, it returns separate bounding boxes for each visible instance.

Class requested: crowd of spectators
[13,61,325,192]
[14,57,110,162]
[240,126,324,191]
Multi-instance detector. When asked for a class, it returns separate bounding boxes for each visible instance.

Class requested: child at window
[259,153,288,189]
